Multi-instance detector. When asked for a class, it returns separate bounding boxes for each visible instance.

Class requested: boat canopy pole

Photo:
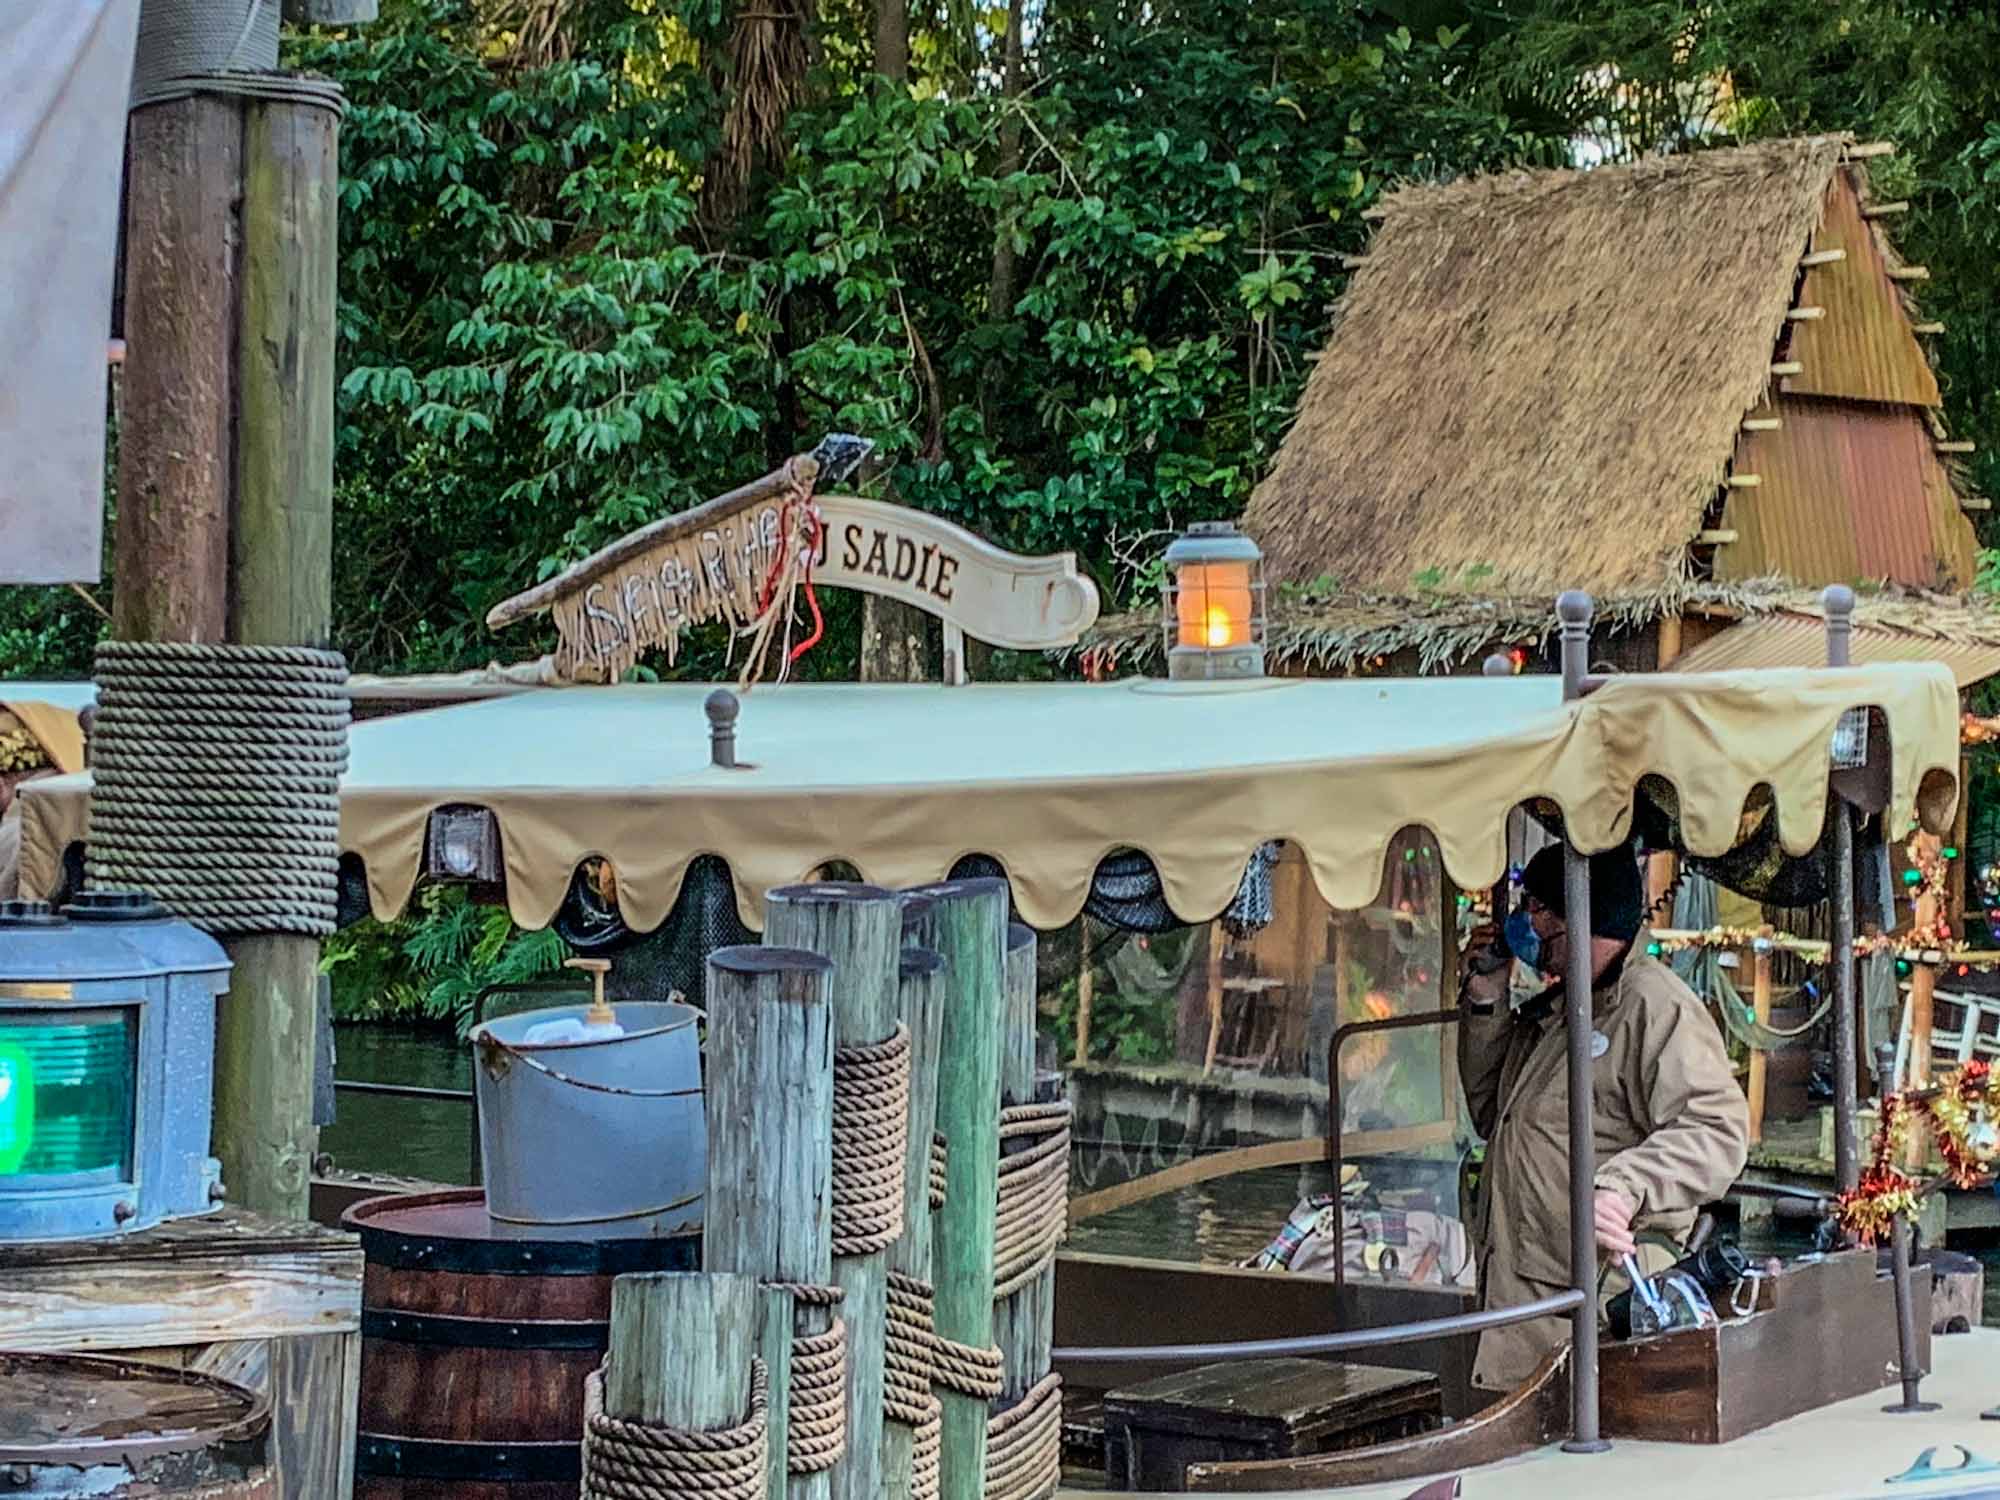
[1825,585,1861,1195]
[1557,591,1610,1456]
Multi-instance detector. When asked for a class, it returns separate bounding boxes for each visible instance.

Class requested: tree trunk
[860,595,933,681]
[875,0,908,82]
[981,0,1028,414]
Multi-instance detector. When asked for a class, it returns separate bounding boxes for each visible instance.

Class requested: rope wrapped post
[704,945,838,1500]
[884,941,947,1500]
[586,1271,769,1500]
[765,883,904,1500]
[989,924,1065,1500]
[904,880,1009,1500]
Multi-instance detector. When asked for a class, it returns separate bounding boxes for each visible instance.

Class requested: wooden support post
[1748,928,1773,1146]
[704,945,837,1500]
[904,879,1009,1500]
[115,98,239,645]
[606,1271,758,1432]
[1073,921,1094,1067]
[1656,613,1684,669]
[995,924,1054,1402]
[1905,835,1941,1168]
[1203,923,1226,1078]
[765,884,902,1500]
[882,941,946,1500]
[214,97,341,1222]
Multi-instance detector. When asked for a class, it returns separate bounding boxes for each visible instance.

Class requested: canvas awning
[1672,613,2000,689]
[15,665,1961,931]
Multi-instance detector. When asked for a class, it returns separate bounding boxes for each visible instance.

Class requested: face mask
[1504,907,1542,974]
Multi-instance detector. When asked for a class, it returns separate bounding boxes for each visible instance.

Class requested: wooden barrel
[0,1350,274,1496]
[346,1188,700,1498]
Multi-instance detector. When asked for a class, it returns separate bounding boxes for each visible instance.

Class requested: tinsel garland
[1836,1061,2000,1243]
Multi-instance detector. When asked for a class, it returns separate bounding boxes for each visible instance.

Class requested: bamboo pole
[904,879,1009,1500]
[765,883,901,1500]
[1747,927,1773,1146]
[606,1271,758,1431]
[994,924,1055,1403]
[881,940,946,1500]
[1073,921,1094,1067]
[704,944,837,1500]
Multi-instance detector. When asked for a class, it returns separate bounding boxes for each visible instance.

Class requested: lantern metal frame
[1160,520,1267,681]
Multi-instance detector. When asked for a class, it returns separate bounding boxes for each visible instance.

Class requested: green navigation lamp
[0,895,228,1241]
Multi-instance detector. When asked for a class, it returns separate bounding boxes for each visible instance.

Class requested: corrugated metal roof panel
[1783,169,1941,408]
[1718,395,1977,589]
[1671,612,2000,688]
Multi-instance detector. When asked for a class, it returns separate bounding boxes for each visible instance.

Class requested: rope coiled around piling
[884,1271,937,1426]
[933,1332,1005,1402]
[87,642,349,937]
[831,1023,911,1257]
[984,1372,1064,1500]
[930,1131,949,1211]
[993,1101,1072,1299]
[580,1357,768,1500]
[766,1281,847,1474]
[912,1395,944,1500]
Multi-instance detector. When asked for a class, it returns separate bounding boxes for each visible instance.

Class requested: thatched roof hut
[1081,135,1999,681]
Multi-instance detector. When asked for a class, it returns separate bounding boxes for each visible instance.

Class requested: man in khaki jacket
[1457,843,1748,1392]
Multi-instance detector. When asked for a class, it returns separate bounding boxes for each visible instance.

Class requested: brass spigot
[564,956,615,1027]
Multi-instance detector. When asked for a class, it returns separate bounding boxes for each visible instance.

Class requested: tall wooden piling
[882,940,947,1500]
[705,945,837,1500]
[765,884,902,1500]
[606,1271,758,1431]
[904,879,1009,1500]
[994,923,1056,1401]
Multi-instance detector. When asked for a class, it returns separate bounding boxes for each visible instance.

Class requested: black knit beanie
[1520,843,1645,944]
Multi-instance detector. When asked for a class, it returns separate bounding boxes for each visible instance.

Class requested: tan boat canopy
[14,664,1962,931]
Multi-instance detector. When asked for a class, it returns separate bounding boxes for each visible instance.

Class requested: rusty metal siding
[1783,169,1941,408]
[1719,395,1975,589]
[1670,613,2000,687]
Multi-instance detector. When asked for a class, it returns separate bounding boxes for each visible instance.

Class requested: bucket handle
[479,1034,705,1099]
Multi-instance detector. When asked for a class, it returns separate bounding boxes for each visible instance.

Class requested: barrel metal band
[831,1022,912,1258]
[580,1356,769,1500]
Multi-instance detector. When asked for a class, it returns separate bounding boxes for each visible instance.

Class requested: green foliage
[289,0,1554,677]
[322,885,570,1032]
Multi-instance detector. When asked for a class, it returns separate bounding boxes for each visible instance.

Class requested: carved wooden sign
[486,442,1100,683]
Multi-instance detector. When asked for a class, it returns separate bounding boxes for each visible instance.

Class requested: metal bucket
[469,1001,704,1238]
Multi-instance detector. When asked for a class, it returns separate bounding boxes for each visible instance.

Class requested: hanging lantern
[1161,521,1266,681]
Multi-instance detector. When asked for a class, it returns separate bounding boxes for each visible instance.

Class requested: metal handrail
[1052,1288,1585,1365]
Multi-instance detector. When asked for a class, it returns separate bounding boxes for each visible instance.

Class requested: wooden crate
[0,1209,363,1499]
[1600,1247,1928,1444]
[1104,1356,1443,1491]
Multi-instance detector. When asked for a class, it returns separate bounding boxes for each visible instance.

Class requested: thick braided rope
[983,1373,1063,1500]
[580,1358,768,1500]
[932,1333,1004,1402]
[831,1024,911,1258]
[884,1271,936,1427]
[765,1282,846,1474]
[929,1132,948,1211]
[993,1102,1072,1300]
[912,1396,943,1500]
[87,642,349,937]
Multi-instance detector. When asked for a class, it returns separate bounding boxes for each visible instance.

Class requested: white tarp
[0,0,140,583]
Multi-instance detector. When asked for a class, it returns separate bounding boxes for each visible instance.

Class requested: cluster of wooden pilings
[584,877,1067,1500]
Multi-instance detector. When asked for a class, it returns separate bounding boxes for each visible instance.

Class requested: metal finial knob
[705,689,739,769]
[1482,652,1514,677]
[1556,590,1595,627]
[1822,585,1855,667]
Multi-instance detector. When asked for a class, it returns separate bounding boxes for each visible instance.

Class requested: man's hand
[1593,1188,1638,1257]
[1460,923,1508,1008]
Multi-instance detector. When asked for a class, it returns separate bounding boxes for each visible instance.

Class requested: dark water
[320,1026,2000,1318]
